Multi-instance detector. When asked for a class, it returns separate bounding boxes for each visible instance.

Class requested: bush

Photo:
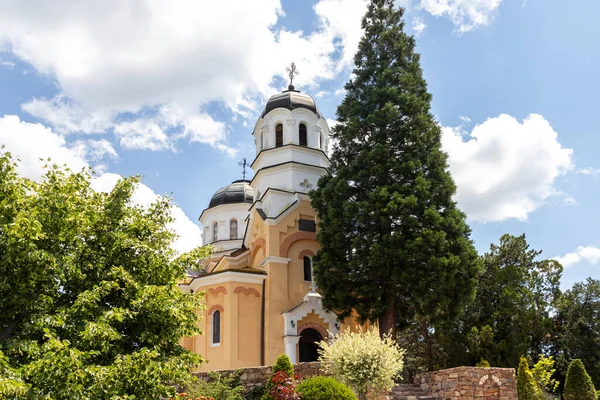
[261,355,299,400]
[476,358,491,368]
[297,376,357,400]
[184,372,244,400]
[247,385,266,400]
[318,327,404,398]
[564,359,597,400]
[517,357,543,400]
[262,371,299,400]
[531,355,559,395]
[272,354,295,377]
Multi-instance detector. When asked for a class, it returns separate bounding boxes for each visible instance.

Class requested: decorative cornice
[207,286,228,297]
[188,270,266,292]
[234,286,261,297]
[260,256,291,266]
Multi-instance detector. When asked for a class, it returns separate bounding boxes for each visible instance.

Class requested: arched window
[275,123,283,147]
[299,123,307,146]
[303,256,312,281]
[230,219,238,240]
[212,310,221,345]
[212,222,218,243]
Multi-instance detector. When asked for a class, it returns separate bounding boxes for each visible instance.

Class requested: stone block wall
[195,361,325,393]
[414,366,517,399]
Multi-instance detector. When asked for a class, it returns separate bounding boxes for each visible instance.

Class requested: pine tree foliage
[564,359,597,400]
[517,357,543,400]
[309,0,479,335]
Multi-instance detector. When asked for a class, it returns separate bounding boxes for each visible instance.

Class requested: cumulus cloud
[412,16,426,36]
[442,114,574,222]
[0,115,201,254]
[0,0,368,154]
[419,0,503,32]
[554,245,600,268]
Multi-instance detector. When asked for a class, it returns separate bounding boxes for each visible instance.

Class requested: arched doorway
[299,328,322,362]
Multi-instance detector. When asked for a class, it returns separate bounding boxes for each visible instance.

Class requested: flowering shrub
[318,327,404,399]
[266,371,300,400]
[261,355,301,400]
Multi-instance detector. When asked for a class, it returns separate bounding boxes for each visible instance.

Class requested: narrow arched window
[299,123,307,146]
[303,256,312,281]
[275,123,283,147]
[212,222,218,242]
[212,310,221,345]
[230,219,238,240]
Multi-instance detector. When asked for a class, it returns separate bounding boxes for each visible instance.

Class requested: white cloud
[577,167,600,175]
[419,0,502,32]
[0,57,15,68]
[0,115,88,180]
[459,115,472,124]
[412,16,426,36]
[554,245,600,268]
[0,0,368,153]
[21,95,114,135]
[0,115,201,254]
[442,114,574,222]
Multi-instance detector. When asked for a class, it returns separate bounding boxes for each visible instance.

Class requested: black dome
[260,85,321,118]
[208,180,253,209]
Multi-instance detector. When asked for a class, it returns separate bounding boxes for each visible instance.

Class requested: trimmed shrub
[564,359,597,400]
[272,354,294,377]
[319,327,404,398]
[517,357,543,400]
[297,376,357,400]
[261,355,299,400]
[476,358,491,368]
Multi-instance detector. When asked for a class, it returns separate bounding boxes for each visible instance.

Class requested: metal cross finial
[238,157,247,181]
[285,62,299,87]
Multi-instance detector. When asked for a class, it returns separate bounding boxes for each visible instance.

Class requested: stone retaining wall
[414,366,517,399]
[195,362,325,393]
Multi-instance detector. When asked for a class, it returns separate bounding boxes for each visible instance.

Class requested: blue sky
[0,0,598,289]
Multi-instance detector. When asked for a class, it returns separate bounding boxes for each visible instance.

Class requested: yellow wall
[186,198,367,370]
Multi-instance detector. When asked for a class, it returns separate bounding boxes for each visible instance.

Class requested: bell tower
[249,73,331,218]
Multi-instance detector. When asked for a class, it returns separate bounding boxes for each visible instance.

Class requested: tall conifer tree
[310,0,480,337]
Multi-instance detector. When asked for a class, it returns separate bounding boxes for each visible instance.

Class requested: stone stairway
[388,383,436,400]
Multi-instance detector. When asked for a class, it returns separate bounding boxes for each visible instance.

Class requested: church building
[179,83,360,370]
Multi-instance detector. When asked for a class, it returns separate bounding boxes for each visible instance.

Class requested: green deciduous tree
[553,278,600,389]
[564,359,597,400]
[0,151,208,399]
[309,0,479,338]
[451,234,561,368]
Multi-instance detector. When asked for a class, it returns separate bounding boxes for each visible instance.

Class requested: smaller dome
[208,180,254,209]
[260,86,321,118]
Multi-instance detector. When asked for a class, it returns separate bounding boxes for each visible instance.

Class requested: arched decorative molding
[298,249,316,259]
[297,322,328,339]
[234,286,261,297]
[207,286,228,297]
[280,231,317,258]
[250,237,266,266]
[208,304,224,315]
[479,374,502,387]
